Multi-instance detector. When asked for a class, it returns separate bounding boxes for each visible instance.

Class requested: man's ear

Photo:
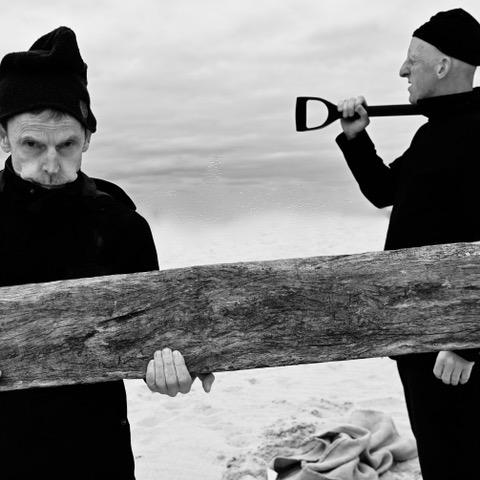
[82,130,92,153]
[436,56,452,79]
[0,124,11,153]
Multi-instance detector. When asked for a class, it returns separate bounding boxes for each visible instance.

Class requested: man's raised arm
[335,95,396,209]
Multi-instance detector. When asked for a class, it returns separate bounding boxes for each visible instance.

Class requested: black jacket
[336,88,480,363]
[0,158,159,479]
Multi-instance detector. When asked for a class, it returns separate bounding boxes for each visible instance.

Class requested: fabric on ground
[270,410,417,480]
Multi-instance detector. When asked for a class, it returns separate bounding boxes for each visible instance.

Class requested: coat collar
[417,87,480,119]
[0,156,97,199]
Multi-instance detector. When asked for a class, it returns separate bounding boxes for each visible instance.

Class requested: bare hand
[337,96,370,140]
[433,350,474,385]
[145,348,215,396]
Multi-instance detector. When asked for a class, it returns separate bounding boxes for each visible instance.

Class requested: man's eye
[62,141,74,148]
[24,141,42,150]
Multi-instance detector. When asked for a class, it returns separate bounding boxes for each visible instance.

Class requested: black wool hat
[413,8,480,66]
[0,26,97,132]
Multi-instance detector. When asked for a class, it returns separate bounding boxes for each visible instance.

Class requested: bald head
[399,37,476,104]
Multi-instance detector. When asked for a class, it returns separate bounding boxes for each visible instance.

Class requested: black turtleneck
[336,87,480,362]
[417,86,480,120]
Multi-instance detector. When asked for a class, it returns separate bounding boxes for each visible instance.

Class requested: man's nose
[399,61,409,78]
[42,148,60,174]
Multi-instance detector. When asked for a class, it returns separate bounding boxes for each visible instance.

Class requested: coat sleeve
[336,130,399,209]
[113,212,159,274]
[453,348,479,362]
[91,177,159,273]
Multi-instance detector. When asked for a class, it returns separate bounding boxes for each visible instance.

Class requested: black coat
[0,158,159,479]
[336,88,480,363]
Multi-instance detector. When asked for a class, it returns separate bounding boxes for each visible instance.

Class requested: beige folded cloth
[270,410,417,480]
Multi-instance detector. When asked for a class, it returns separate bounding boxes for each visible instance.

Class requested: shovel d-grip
[295,97,421,131]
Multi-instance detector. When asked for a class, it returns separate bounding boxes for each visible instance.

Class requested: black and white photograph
[0,1,480,479]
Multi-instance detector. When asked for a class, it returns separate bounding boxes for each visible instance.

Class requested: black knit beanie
[0,26,97,132]
[413,8,480,66]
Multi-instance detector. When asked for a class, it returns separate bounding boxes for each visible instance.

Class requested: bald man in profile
[335,9,480,480]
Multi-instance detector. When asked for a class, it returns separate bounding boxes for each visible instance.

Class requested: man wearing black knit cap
[335,8,480,480]
[0,27,214,480]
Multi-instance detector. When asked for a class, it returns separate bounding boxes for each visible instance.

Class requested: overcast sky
[1,1,479,264]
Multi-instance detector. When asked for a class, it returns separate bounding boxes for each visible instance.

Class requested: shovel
[296,96,421,131]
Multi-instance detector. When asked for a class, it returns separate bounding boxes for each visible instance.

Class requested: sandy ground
[124,212,421,479]
[126,357,421,480]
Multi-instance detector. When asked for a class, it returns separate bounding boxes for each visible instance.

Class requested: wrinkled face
[399,37,441,104]
[0,111,91,189]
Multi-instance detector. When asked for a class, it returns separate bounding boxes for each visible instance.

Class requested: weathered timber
[1,242,480,391]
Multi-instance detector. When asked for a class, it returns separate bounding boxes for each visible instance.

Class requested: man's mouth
[30,179,67,189]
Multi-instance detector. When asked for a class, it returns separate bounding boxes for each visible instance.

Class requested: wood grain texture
[1,242,480,391]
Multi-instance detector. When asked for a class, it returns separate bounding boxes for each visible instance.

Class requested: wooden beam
[1,242,480,391]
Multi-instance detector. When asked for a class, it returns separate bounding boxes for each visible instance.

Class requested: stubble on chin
[407,89,418,105]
